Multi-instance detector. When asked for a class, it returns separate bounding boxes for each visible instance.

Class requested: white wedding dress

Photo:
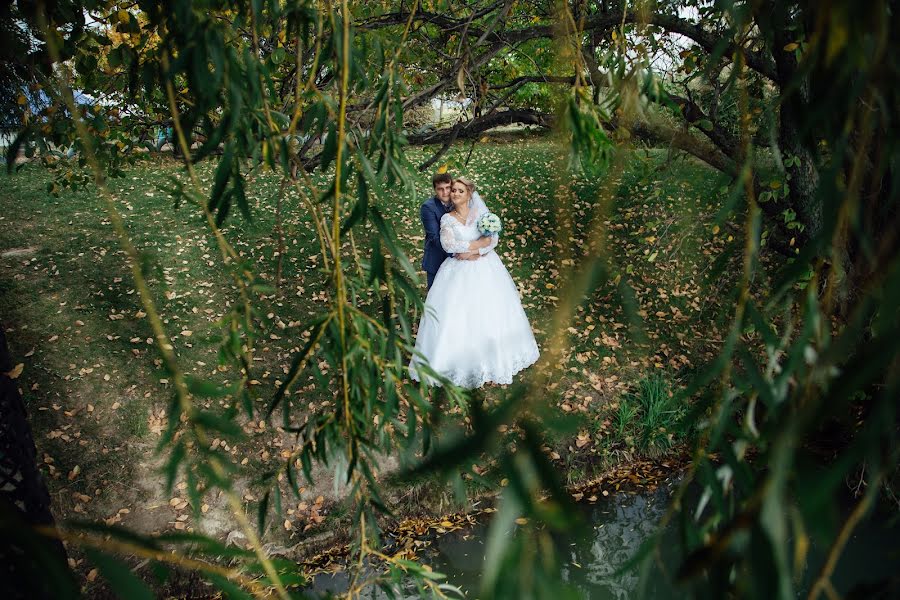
[409,202,540,389]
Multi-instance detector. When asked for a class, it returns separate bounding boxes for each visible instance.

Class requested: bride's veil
[466,190,489,227]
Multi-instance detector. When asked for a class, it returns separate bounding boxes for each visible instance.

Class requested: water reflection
[566,487,677,599]
[308,478,900,599]
[309,482,682,599]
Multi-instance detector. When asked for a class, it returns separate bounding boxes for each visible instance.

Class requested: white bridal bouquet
[477,212,502,236]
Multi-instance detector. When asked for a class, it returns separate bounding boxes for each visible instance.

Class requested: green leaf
[368,238,385,284]
[193,117,229,164]
[193,411,243,438]
[320,123,338,171]
[204,572,255,600]
[481,493,522,594]
[164,441,185,494]
[85,549,154,600]
[233,171,251,222]
[209,143,234,216]
[273,483,282,520]
[156,531,255,559]
[341,172,369,235]
[216,191,234,227]
[258,490,270,534]
[186,376,233,398]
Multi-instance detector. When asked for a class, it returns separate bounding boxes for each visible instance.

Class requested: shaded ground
[0,137,737,583]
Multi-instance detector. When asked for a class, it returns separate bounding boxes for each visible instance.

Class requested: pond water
[309,478,900,599]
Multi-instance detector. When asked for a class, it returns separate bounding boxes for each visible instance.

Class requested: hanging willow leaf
[84,549,154,600]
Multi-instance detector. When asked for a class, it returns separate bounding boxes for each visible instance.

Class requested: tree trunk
[772,23,821,242]
[0,325,73,599]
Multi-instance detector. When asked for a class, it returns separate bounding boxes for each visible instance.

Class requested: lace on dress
[439,211,499,256]
[439,214,471,254]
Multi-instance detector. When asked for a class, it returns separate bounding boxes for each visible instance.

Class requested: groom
[420,171,480,289]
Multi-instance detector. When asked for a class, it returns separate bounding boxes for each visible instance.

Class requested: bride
[409,176,540,389]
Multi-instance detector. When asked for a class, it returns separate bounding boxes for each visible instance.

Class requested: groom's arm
[421,203,457,257]
[421,203,441,250]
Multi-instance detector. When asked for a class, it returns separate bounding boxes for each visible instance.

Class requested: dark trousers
[426,271,437,289]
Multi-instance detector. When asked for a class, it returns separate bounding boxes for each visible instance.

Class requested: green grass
[633,373,683,451]
[0,137,735,531]
[615,397,640,440]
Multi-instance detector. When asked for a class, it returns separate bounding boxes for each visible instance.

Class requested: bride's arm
[477,232,499,255]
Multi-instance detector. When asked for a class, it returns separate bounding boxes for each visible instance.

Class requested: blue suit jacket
[420,196,453,274]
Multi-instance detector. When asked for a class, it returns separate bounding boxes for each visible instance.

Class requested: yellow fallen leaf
[6,363,24,379]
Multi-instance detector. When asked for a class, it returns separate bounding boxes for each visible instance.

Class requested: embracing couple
[408,172,540,390]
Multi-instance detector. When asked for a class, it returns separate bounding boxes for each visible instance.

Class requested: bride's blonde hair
[453,176,476,199]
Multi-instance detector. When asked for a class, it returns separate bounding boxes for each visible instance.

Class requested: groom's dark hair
[432,172,452,188]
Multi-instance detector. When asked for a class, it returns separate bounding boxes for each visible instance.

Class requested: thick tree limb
[623,112,737,175]
[667,93,741,160]
[489,75,576,90]
[407,108,552,147]
[361,8,778,82]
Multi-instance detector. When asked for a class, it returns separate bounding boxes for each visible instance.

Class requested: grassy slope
[0,136,734,542]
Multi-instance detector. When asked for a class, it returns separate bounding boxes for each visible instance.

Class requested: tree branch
[360,8,778,82]
[407,108,552,148]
